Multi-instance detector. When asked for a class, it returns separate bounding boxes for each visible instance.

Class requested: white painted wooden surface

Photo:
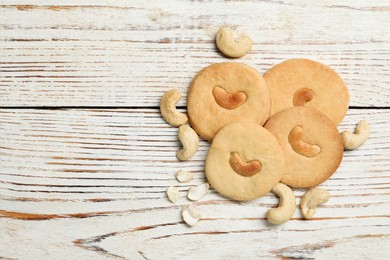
[0,0,390,107]
[0,1,389,259]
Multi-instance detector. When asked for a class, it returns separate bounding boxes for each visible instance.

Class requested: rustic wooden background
[1,1,389,259]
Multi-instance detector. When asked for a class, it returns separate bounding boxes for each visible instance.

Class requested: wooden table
[1,1,389,259]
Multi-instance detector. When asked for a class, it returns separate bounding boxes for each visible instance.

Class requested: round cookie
[264,107,344,188]
[206,122,285,201]
[188,62,270,141]
[264,58,349,125]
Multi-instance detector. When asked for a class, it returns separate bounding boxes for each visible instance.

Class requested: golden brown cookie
[188,62,270,141]
[206,122,285,201]
[264,59,349,125]
[264,107,343,188]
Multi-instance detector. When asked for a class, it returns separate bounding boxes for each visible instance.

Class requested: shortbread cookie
[188,62,270,141]
[264,107,343,188]
[264,59,349,125]
[206,122,285,201]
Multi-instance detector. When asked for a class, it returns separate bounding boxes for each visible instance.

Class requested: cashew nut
[216,27,252,58]
[182,204,202,226]
[166,186,180,204]
[341,120,370,150]
[288,125,321,157]
[212,86,247,110]
[293,88,314,107]
[160,89,188,127]
[229,152,261,177]
[175,170,194,183]
[188,183,209,201]
[300,188,330,219]
[177,125,199,161]
[266,183,296,225]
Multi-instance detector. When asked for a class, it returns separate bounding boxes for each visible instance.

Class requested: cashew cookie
[265,107,343,188]
[187,62,271,141]
[205,122,285,201]
[264,59,349,125]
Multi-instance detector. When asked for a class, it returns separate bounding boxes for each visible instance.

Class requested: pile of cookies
[160,27,370,226]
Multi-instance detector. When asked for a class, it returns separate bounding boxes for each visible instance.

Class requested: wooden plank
[0,108,389,259]
[1,1,389,107]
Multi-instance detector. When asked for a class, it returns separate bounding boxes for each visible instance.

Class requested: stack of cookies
[190,59,349,199]
[160,27,369,225]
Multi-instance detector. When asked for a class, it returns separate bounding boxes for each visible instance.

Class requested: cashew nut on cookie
[229,152,261,177]
[266,183,296,225]
[288,125,321,157]
[177,125,199,161]
[293,88,314,107]
[341,120,370,150]
[160,89,188,127]
[212,86,247,110]
[216,27,252,58]
[300,188,330,219]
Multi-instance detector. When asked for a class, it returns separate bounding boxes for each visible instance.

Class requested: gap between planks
[1,106,390,109]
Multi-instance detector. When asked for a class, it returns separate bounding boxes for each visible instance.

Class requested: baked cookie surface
[264,107,344,188]
[264,58,349,125]
[206,122,285,201]
[188,62,270,141]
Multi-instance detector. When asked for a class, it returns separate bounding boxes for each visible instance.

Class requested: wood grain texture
[1,0,390,259]
[0,108,389,259]
[1,0,390,107]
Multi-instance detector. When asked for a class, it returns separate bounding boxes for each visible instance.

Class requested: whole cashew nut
[266,183,296,225]
[160,89,188,127]
[177,125,199,161]
[300,188,330,219]
[216,27,252,58]
[341,120,370,150]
